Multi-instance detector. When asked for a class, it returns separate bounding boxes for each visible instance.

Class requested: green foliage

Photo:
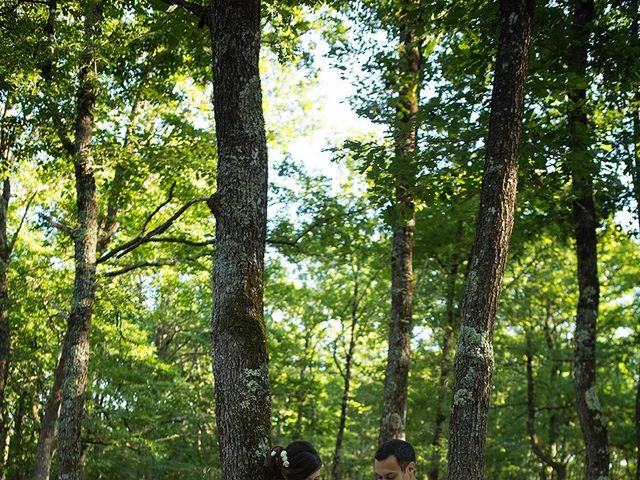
[1,0,639,479]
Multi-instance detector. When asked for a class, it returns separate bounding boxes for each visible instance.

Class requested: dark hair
[374,439,416,471]
[264,440,322,480]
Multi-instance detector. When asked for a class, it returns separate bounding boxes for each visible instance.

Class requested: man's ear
[407,461,416,475]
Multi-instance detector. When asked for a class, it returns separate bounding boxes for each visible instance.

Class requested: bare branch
[40,213,74,238]
[102,253,210,277]
[268,206,369,249]
[9,189,38,253]
[146,236,215,247]
[142,182,176,233]
[97,196,209,264]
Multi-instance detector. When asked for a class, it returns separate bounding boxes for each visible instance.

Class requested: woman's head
[264,440,322,480]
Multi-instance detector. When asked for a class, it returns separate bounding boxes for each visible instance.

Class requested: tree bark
[56,2,102,479]
[33,335,68,480]
[566,1,610,478]
[446,1,534,478]
[208,1,272,479]
[0,178,9,480]
[379,2,421,443]
[332,272,359,480]
[427,258,459,480]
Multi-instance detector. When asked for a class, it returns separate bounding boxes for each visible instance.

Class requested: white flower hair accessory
[271,450,277,457]
[280,449,290,468]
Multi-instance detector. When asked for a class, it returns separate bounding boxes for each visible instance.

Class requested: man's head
[374,439,416,480]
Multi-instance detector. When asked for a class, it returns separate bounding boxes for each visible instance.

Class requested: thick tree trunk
[379,7,421,443]
[0,179,9,480]
[33,336,67,480]
[427,258,459,480]
[56,3,102,479]
[446,1,533,478]
[208,1,272,479]
[567,1,610,478]
[332,275,359,480]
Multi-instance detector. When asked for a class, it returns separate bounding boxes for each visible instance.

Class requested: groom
[374,439,417,480]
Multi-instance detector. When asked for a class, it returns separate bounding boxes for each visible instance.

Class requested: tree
[208,0,272,478]
[379,0,422,443]
[446,0,534,478]
[566,0,610,477]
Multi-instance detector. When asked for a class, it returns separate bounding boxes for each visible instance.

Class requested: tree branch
[158,0,211,28]
[102,253,210,277]
[97,195,209,264]
[40,213,74,238]
[268,206,369,249]
[146,236,215,247]
[9,190,37,253]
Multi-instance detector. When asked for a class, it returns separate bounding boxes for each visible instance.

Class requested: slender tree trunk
[9,393,25,480]
[208,1,271,478]
[332,274,359,480]
[526,329,567,480]
[293,332,312,438]
[566,1,610,478]
[446,1,533,478]
[636,361,640,480]
[56,3,102,479]
[0,179,9,480]
[379,3,421,443]
[543,300,567,480]
[427,258,459,480]
[628,4,640,476]
[33,336,68,480]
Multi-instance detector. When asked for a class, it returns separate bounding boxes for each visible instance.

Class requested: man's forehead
[374,455,402,472]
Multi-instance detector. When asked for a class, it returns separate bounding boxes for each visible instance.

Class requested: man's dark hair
[375,439,416,471]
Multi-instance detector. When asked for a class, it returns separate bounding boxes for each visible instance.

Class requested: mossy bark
[379,1,421,444]
[208,1,272,479]
[446,1,534,478]
[566,1,610,478]
[56,2,102,479]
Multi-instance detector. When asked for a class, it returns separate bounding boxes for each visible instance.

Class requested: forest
[0,0,638,479]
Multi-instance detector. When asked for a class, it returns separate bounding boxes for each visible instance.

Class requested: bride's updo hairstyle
[264,440,322,480]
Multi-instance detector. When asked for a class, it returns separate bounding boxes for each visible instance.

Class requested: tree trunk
[56,2,102,479]
[566,1,610,478]
[332,273,359,480]
[293,332,312,438]
[628,4,640,476]
[446,1,533,478]
[636,361,640,480]
[427,258,459,480]
[379,3,421,443]
[0,179,9,480]
[208,1,272,479]
[526,329,567,480]
[33,335,68,480]
[9,393,25,480]
[543,300,567,480]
